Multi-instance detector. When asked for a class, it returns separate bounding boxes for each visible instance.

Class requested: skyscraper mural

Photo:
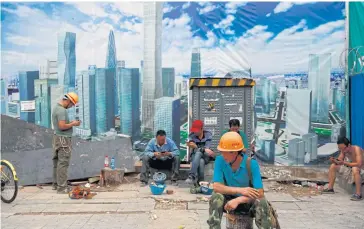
[1,2,347,166]
[105,30,118,116]
[57,32,76,88]
[142,2,163,132]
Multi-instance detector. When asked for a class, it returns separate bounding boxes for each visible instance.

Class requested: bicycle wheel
[1,161,18,204]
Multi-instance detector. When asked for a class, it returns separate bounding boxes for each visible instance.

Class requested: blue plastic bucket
[149,184,166,195]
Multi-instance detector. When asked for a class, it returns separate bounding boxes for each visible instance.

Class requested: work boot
[57,189,69,194]
[52,184,57,190]
[350,194,363,201]
[140,181,148,187]
[171,180,178,186]
[322,188,335,194]
[185,176,196,185]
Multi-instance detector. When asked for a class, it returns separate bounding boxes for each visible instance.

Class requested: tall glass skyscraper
[308,53,331,123]
[57,32,76,87]
[142,2,163,132]
[76,67,96,136]
[154,97,180,147]
[105,30,118,116]
[118,68,141,140]
[261,77,271,114]
[34,79,58,128]
[286,89,312,138]
[162,68,175,97]
[191,48,201,78]
[95,68,115,134]
[19,71,39,123]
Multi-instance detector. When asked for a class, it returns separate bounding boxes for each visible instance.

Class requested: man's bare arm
[344,146,363,167]
[213,182,262,199]
[213,182,240,195]
[58,120,74,130]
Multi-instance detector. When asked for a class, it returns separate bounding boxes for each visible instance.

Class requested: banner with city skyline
[1,2,346,165]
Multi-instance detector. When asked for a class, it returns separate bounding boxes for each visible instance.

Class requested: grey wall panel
[2,138,135,186]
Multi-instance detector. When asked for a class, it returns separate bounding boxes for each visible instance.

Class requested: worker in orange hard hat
[51,92,81,194]
[207,132,264,228]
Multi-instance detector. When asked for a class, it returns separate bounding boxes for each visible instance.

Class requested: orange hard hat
[65,92,79,105]
[217,131,245,152]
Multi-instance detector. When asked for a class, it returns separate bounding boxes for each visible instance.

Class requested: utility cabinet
[189,78,256,152]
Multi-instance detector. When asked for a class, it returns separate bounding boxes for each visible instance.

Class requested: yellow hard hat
[65,92,79,105]
[217,132,245,152]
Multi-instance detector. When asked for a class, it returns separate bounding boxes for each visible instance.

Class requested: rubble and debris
[166,190,174,195]
[154,199,187,210]
[69,185,97,199]
[36,184,43,189]
[265,180,326,197]
[150,214,158,220]
[196,196,210,202]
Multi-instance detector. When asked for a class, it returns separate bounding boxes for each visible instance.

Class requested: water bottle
[104,156,109,168]
[110,157,115,170]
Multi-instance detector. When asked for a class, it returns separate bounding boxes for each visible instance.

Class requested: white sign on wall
[204,117,217,125]
[20,100,35,112]
[230,117,243,124]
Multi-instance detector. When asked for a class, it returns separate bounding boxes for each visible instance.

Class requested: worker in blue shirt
[140,130,180,186]
[207,132,264,229]
[185,120,215,185]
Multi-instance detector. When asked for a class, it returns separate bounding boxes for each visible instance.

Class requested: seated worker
[222,119,249,153]
[207,132,264,229]
[323,137,363,201]
[140,130,180,186]
[185,120,215,185]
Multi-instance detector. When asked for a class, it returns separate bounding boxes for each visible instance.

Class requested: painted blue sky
[1,2,346,77]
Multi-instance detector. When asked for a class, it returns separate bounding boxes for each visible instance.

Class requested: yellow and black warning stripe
[189,78,255,89]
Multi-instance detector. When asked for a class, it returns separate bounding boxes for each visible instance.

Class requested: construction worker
[51,92,80,194]
[222,119,249,153]
[185,120,215,185]
[207,132,264,229]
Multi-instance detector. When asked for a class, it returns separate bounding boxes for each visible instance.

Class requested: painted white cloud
[225,2,247,14]
[68,2,108,19]
[163,3,174,14]
[213,15,235,35]
[110,2,143,18]
[273,2,315,14]
[1,4,142,77]
[266,13,271,17]
[182,2,191,10]
[198,2,217,15]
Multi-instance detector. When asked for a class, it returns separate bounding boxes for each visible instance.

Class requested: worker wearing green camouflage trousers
[207,192,254,229]
[52,135,72,193]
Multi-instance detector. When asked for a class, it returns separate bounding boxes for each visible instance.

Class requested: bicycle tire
[1,161,18,204]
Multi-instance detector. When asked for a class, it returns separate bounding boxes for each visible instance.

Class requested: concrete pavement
[1,182,364,229]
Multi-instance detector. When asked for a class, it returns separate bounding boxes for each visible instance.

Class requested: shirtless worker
[322,137,363,201]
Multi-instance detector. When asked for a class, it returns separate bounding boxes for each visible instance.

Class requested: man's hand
[205,148,215,157]
[162,152,172,157]
[329,157,336,163]
[236,187,260,199]
[336,159,344,165]
[224,198,240,212]
[187,141,197,149]
[71,120,81,126]
[154,152,161,158]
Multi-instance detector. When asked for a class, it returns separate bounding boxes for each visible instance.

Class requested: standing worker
[51,92,80,194]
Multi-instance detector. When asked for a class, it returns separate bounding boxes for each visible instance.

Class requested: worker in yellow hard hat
[51,92,81,194]
[207,132,264,228]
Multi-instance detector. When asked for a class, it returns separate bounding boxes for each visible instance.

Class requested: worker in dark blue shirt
[185,120,215,185]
